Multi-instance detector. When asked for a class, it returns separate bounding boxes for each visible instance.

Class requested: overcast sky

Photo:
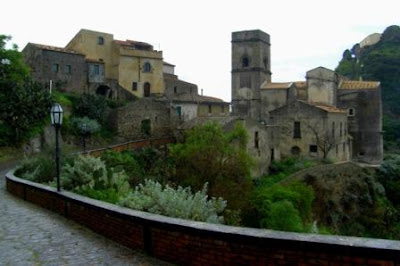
[2,0,398,102]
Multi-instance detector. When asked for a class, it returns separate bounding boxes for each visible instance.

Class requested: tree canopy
[0,35,52,145]
[169,122,253,210]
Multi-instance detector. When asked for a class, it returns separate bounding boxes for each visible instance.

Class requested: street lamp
[82,123,87,153]
[50,103,63,192]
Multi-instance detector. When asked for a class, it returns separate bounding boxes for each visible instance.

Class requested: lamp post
[50,103,63,192]
[82,123,87,153]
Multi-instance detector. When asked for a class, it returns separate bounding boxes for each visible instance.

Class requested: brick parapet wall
[5,171,400,265]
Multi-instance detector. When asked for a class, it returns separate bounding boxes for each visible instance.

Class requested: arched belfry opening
[242,57,250,68]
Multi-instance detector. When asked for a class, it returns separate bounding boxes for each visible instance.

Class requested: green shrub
[61,155,130,201]
[15,155,55,184]
[70,116,101,135]
[101,151,145,186]
[73,94,109,125]
[261,200,303,232]
[248,181,315,231]
[119,179,226,224]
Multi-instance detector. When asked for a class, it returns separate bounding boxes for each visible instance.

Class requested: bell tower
[231,30,271,119]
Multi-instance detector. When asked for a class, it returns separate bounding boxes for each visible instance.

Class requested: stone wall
[109,98,174,140]
[23,44,87,93]
[6,171,400,265]
[338,88,383,164]
[270,101,351,162]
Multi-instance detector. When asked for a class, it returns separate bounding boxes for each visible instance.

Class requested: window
[242,57,250,68]
[332,121,335,138]
[348,108,355,117]
[345,122,347,135]
[254,131,259,149]
[309,145,318,153]
[189,87,192,93]
[52,63,59,73]
[174,86,177,93]
[132,82,138,91]
[65,65,71,74]
[208,105,212,114]
[176,106,182,118]
[98,36,104,45]
[293,121,301,139]
[143,62,151,72]
[343,142,346,153]
[93,65,100,75]
[340,122,342,137]
[336,144,339,155]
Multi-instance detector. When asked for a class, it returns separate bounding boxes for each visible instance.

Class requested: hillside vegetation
[335,25,400,150]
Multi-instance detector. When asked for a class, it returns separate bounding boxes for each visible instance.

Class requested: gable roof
[270,100,346,115]
[261,82,293,90]
[26,43,83,55]
[340,81,380,90]
[167,93,228,104]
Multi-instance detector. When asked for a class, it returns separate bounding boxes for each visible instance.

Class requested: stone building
[22,43,87,93]
[231,30,383,164]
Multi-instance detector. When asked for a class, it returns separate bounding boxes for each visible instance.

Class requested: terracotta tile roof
[29,43,83,55]
[261,82,293,90]
[303,101,347,113]
[169,93,228,104]
[340,81,380,90]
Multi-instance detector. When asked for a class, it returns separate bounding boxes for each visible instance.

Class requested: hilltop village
[22,29,383,175]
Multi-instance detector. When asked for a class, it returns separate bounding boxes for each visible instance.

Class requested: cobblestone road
[0,165,171,265]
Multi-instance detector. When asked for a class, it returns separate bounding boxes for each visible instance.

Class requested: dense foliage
[0,35,52,146]
[119,180,226,224]
[72,93,109,125]
[169,122,253,211]
[335,25,400,150]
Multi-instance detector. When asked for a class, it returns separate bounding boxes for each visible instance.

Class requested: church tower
[231,30,271,119]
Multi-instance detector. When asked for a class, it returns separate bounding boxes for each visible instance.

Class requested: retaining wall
[85,137,174,157]
[5,171,400,265]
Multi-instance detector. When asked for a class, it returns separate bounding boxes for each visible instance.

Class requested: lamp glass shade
[50,103,63,125]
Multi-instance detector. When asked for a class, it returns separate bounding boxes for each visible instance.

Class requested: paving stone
[0,168,172,265]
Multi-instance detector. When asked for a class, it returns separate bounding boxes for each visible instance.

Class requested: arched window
[143,62,151,72]
[242,57,250,68]
[144,82,151,97]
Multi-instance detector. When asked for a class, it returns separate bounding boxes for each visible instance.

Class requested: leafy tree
[169,122,253,210]
[0,35,52,145]
[73,93,109,125]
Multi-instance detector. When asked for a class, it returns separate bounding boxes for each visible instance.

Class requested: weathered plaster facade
[270,101,351,162]
[65,29,165,98]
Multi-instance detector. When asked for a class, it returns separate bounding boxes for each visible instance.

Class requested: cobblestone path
[0,166,171,265]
